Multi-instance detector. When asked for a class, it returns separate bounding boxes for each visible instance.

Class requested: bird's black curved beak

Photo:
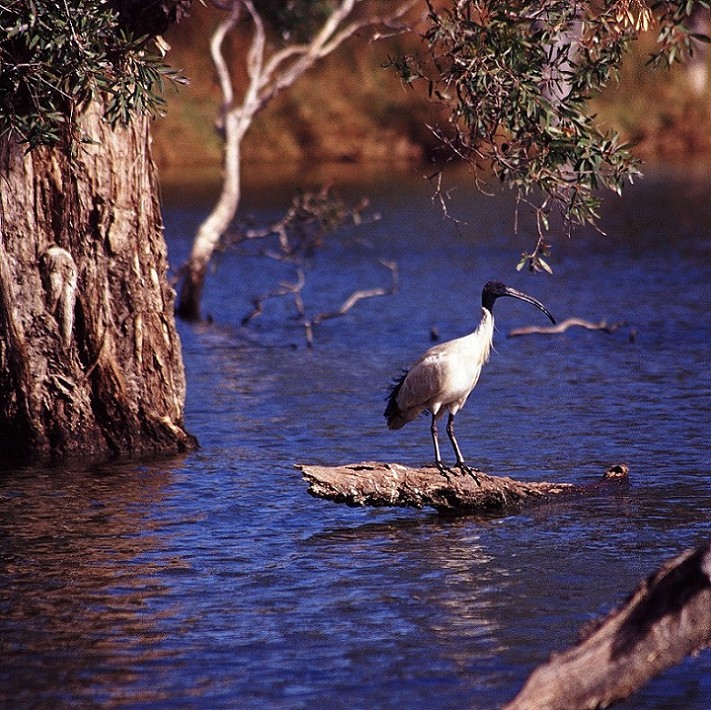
[501,286,556,324]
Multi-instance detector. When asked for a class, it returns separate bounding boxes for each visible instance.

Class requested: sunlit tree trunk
[177,2,245,319]
[176,0,414,321]
[0,101,196,464]
[688,8,710,96]
[505,543,711,710]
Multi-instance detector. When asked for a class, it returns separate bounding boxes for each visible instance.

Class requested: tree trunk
[177,110,244,321]
[174,0,415,321]
[0,102,196,465]
[298,462,629,515]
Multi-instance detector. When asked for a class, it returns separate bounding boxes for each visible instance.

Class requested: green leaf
[537,257,553,275]
[0,0,187,148]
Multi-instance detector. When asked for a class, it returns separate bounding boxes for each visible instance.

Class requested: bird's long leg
[431,414,451,480]
[446,413,481,486]
[445,413,466,465]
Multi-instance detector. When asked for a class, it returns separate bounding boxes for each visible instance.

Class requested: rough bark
[504,542,711,710]
[298,461,629,515]
[0,102,196,464]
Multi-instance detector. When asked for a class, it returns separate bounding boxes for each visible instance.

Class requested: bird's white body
[388,308,494,429]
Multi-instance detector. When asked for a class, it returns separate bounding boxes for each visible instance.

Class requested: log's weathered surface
[504,542,711,710]
[297,461,629,515]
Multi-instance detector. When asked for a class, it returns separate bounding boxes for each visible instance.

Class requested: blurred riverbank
[153,3,711,172]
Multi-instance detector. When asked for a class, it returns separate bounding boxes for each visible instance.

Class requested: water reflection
[0,462,188,708]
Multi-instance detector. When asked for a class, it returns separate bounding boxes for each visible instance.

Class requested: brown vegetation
[154,3,711,173]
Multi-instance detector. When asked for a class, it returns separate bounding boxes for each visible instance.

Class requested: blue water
[1,166,710,709]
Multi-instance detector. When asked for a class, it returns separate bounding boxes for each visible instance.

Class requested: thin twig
[427,170,467,233]
[241,268,306,325]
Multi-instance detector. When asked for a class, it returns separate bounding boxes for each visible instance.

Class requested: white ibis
[384,281,555,482]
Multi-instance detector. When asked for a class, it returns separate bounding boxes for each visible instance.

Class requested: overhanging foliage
[0,0,186,148]
[394,0,710,271]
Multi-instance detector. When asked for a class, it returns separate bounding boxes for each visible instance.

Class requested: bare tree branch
[241,268,305,326]
[231,186,396,345]
[210,3,239,111]
[303,259,399,346]
[259,1,416,106]
[426,169,467,233]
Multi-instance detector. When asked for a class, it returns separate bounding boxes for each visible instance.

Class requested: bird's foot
[434,461,454,481]
[455,462,482,486]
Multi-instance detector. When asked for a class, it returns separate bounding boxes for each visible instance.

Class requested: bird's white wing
[397,350,455,412]
[397,336,485,417]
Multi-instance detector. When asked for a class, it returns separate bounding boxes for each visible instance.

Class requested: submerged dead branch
[508,317,630,337]
[298,461,628,515]
[303,259,399,346]
[504,542,711,710]
[240,260,399,346]
[232,186,397,346]
[241,269,306,325]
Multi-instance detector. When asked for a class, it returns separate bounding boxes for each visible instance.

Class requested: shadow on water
[1,164,710,709]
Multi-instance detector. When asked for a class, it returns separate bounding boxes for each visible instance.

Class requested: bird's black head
[481,281,556,324]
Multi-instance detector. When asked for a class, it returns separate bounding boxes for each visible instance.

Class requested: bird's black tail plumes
[384,368,408,429]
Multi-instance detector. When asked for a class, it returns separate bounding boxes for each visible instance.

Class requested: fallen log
[297,461,629,516]
[504,542,711,710]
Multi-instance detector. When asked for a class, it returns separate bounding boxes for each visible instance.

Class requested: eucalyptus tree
[176,0,415,321]
[0,1,196,464]
[396,0,710,272]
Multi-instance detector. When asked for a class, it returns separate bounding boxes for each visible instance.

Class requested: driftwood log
[508,316,626,336]
[504,542,711,709]
[297,461,629,516]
